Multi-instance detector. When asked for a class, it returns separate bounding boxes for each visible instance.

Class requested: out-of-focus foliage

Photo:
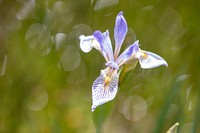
[0,0,200,133]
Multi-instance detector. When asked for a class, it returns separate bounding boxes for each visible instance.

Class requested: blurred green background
[0,0,200,133]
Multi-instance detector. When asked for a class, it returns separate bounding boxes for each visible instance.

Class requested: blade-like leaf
[166,122,179,133]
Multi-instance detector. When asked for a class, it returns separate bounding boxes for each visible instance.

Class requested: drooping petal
[93,30,114,62]
[114,11,128,58]
[116,40,140,67]
[92,67,119,112]
[136,50,168,69]
[79,35,100,53]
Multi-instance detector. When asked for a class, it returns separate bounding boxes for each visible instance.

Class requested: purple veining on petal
[93,30,114,62]
[116,40,140,67]
[114,11,128,58]
[92,67,119,112]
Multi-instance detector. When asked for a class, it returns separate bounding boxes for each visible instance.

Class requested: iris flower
[79,11,168,112]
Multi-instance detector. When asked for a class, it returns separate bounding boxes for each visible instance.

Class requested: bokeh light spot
[0,54,7,76]
[176,74,190,82]
[52,33,67,51]
[159,7,182,34]
[16,0,35,20]
[165,103,179,119]
[119,95,148,121]
[72,24,93,35]
[26,86,48,111]
[93,0,119,11]
[58,45,81,72]
[52,1,74,25]
[25,23,52,56]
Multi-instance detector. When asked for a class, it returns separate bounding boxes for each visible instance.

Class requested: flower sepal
[136,50,168,69]
[92,67,119,112]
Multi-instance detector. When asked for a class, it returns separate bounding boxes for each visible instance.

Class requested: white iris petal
[137,50,168,69]
[79,35,100,53]
[92,67,119,112]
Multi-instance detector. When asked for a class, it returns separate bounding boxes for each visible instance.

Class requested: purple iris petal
[116,40,139,67]
[114,11,128,58]
[93,30,114,62]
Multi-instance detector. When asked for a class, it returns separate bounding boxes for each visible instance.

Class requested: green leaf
[119,59,138,83]
[166,122,179,133]
[92,101,114,133]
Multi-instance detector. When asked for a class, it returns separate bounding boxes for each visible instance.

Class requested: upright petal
[114,11,128,58]
[93,30,114,62]
[136,50,168,69]
[116,40,140,67]
[79,35,100,53]
[92,67,119,112]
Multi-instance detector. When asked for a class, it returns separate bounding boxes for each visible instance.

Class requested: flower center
[104,76,111,87]
[102,68,115,90]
